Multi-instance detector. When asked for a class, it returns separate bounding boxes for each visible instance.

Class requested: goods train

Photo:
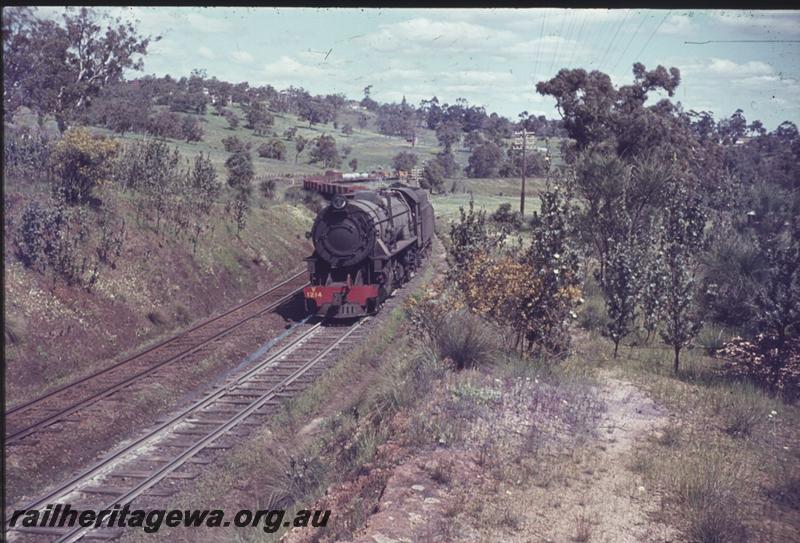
[303,185,434,319]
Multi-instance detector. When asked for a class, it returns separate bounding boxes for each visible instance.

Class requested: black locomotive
[303,185,434,318]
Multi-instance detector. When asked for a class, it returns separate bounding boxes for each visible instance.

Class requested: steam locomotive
[303,185,435,319]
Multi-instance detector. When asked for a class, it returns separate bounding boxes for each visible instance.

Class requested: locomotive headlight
[332,195,347,209]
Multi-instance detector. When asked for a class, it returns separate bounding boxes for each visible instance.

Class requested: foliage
[376,97,416,137]
[223,109,239,129]
[258,139,287,161]
[447,182,583,357]
[490,203,522,229]
[421,159,445,194]
[436,119,462,152]
[752,220,800,345]
[341,123,353,136]
[3,7,157,130]
[658,182,707,372]
[522,177,584,355]
[222,135,247,154]
[294,135,308,163]
[466,142,503,178]
[392,151,418,173]
[349,158,358,172]
[258,178,277,200]
[11,193,129,287]
[181,115,203,142]
[3,126,52,182]
[309,134,341,169]
[720,334,800,400]
[433,151,459,178]
[246,101,274,136]
[50,127,119,204]
[500,146,546,177]
[225,147,254,197]
[283,186,325,213]
[599,235,643,357]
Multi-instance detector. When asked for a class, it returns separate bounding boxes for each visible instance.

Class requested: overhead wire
[635,9,671,64]
[612,10,649,74]
[566,9,588,68]
[598,9,630,71]
[548,9,571,76]
[533,10,547,82]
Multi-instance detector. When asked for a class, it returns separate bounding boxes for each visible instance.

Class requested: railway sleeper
[140,455,212,464]
[108,470,199,480]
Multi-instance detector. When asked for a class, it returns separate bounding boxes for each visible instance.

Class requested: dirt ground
[283,371,678,543]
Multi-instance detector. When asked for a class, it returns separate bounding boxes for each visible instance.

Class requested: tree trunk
[613,340,619,358]
[673,345,680,374]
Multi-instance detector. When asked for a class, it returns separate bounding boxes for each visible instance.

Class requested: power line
[685,39,800,44]
[589,11,613,69]
[533,11,547,81]
[562,8,578,68]
[598,10,630,71]
[612,11,648,74]
[566,9,588,68]
[635,9,671,63]
[548,9,571,76]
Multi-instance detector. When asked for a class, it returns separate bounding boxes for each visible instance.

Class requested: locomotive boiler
[303,185,434,318]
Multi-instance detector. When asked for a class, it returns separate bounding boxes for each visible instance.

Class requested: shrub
[257,139,286,160]
[181,115,204,142]
[719,334,800,400]
[309,134,341,169]
[259,178,277,200]
[222,135,247,154]
[3,127,52,181]
[224,109,239,129]
[490,202,522,229]
[50,128,119,205]
[434,310,494,369]
[577,296,609,332]
[421,159,445,194]
[283,186,325,213]
[392,151,418,173]
[13,196,99,287]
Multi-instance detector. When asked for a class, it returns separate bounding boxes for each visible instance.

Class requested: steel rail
[55,319,365,543]
[6,270,309,444]
[8,322,327,523]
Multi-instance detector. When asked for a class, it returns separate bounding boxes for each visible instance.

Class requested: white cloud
[660,14,694,35]
[185,12,233,33]
[707,58,774,77]
[263,56,328,86]
[711,10,800,37]
[198,46,215,60]
[231,50,254,64]
[503,36,586,60]
[364,17,516,53]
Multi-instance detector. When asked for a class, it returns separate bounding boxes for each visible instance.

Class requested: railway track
[5,269,309,446]
[6,318,368,543]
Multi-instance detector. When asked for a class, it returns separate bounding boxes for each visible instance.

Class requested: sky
[36,7,800,130]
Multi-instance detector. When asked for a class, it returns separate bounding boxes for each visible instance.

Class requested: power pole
[513,128,532,216]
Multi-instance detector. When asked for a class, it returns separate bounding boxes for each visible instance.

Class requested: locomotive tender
[303,185,434,318]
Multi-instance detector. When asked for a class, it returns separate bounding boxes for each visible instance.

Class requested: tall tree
[3,7,157,131]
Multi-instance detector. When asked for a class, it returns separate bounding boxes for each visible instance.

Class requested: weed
[573,514,593,542]
[666,448,748,543]
[427,459,454,486]
[435,309,495,370]
[173,304,191,326]
[711,381,772,438]
[655,423,682,447]
[146,310,168,326]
